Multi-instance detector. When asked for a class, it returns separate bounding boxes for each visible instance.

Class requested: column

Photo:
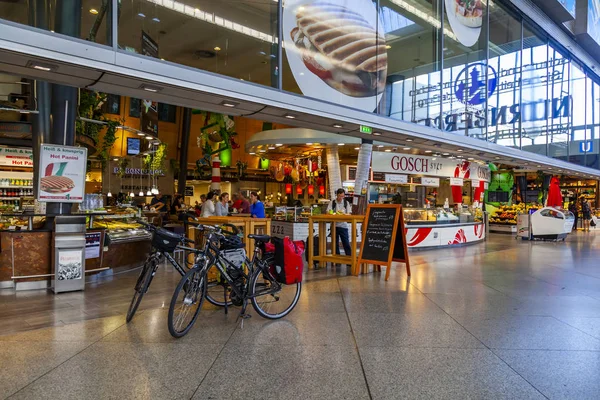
[354,140,373,214]
[326,145,342,199]
[178,108,191,196]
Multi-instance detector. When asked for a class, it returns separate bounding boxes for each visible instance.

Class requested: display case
[272,206,321,223]
[402,208,479,225]
[90,213,150,244]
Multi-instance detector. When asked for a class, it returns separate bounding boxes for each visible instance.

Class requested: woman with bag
[581,197,592,232]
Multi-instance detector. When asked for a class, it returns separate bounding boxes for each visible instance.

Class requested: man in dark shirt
[237,191,251,214]
[150,193,166,212]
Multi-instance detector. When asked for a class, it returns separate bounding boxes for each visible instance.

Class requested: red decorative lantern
[285,183,292,194]
[319,185,325,196]
[296,185,303,195]
[308,185,314,196]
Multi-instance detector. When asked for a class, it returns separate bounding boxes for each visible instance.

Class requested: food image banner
[371,151,491,182]
[37,145,87,203]
[282,0,386,112]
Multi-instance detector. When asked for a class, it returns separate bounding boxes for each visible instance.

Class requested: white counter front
[405,222,486,249]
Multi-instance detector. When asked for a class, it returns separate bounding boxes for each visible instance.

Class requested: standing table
[308,215,365,276]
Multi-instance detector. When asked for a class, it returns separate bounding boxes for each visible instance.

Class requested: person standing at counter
[216,192,229,216]
[170,194,184,221]
[326,188,352,256]
[237,191,251,214]
[201,192,216,217]
[150,193,166,212]
[249,191,265,218]
[581,196,592,232]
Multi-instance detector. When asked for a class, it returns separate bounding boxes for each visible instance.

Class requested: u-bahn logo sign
[454,63,497,106]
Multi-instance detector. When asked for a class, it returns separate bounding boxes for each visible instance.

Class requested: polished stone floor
[1,232,600,399]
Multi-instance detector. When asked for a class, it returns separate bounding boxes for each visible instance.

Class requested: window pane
[130,98,141,118]
[158,103,177,123]
[102,94,121,115]
[0,0,112,46]
[119,0,278,88]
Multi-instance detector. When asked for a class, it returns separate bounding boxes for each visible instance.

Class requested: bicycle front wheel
[205,263,233,307]
[126,258,156,323]
[168,267,206,338]
[250,268,301,319]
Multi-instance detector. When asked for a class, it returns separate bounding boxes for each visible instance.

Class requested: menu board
[358,204,411,280]
[37,144,87,203]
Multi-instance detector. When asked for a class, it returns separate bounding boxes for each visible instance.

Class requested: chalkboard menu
[358,204,411,280]
[184,186,194,197]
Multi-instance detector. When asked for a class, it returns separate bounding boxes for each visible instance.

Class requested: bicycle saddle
[247,234,271,242]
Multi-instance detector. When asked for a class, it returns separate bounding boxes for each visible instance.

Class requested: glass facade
[1,0,600,169]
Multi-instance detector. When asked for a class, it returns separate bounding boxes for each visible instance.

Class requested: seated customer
[216,192,229,216]
[249,191,266,218]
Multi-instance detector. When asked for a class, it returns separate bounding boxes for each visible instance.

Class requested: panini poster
[37,144,87,203]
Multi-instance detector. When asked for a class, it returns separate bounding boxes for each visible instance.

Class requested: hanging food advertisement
[0,146,33,168]
[37,144,87,203]
[141,100,158,137]
[283,0,387,111]
[57,250,83,280]
[371,151,491,182]
[445,0,485,47]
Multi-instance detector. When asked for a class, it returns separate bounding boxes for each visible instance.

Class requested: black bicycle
[126,221,196,322]
[167,224,302,338]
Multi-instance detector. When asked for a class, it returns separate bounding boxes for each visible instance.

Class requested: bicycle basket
[151,228,183,253]
[221,248,246,269]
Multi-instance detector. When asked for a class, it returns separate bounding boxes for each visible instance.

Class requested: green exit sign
[360,125,372,134]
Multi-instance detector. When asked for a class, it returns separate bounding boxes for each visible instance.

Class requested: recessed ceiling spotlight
[268,146,276,150]
[373,132,382,136]
[152,17,160,22]
[457,149,463,152]
[275,144,283,147]
[403,147,411,150]
[89,8,99,14]
[332,124,343,128]
[385,45,392,49]
[259,149,266,153]
[145,136,154,140]
[354,147,360,150]
[432,158,437,161]
[284,114,296,119]
[442,153,450,156]
[220,100,239,107]
[137,132,145,136]
[338,143,345,146]
[140,84,162,93]
[384,149,392,152]
[113,158,119,161]
[249,152,256,155]
[27,61,57,72]
[377,145,384,148]
[406,139,413,142]
[468,157,474,160]
[424,150,432,153]
[494,156,500,159]
[537,165,541,167]
[306,142,313,145]
[137,12,146,17]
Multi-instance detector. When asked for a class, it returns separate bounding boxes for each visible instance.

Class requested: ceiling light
[442,153,450,156]
[152,17,160,22]
[145,136,154,140]
[146,189,152,196]
[259,149,266,153]
[214,46,221,51]
[338,143,345,146]
[137,132,145,136]
[494,156,500,159]
[140,84,161,92]
[306,143,313,145]
[406,139,413,142]
[137,12,146,17]
[354,147,360,150]
[139,191,144,197]
[89,8,99,14]
[113,158,119,161]
[332,124,343,128]
[377,145,384,148]
[537,165,541,167]
[385,45,392,49]
[432,158,437,161]
[425,150,432,153]
[457,149,463,152]
[403,147,411,150]
[284,114,296,119]
[275,144,283,147]
[107,191,112,197]
[268,146,275,150]
[468,157,474,160]
[373,132,382,136]
[129,192,135,198]
[27,61,56,72]
[249,152,256,155]
[220,100,239,107]
[384,149,392,152]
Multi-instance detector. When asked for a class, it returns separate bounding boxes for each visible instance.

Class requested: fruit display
[489,204,541,225]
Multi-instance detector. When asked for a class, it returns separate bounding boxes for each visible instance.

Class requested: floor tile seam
[188,312,249,400]
[337,278,373,400]
[5,316,128,399]
[517,272,599,296]
[547,316,600,342]
[423,292,550,399]
[489,348,600,353]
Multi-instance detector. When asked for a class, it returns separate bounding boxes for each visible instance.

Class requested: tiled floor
[1,232,600,399]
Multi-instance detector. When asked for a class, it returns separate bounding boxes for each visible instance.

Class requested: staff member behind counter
[150,193,167,212]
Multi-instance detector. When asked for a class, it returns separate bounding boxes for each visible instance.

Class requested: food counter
[0,209,152,290]
[489,204,541,233]
[403,207,486,249]
[271,206,363,242]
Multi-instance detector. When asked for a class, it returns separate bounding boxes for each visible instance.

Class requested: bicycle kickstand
[223,286,228,315]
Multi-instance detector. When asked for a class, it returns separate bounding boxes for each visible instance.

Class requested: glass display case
[90,213,150,244]
[403,208,437,224]
[403,207,483,224]
[272,206,322,223]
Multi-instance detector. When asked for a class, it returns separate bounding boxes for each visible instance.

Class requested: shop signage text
[372,152,491,182]
[421,177,440,187]
[385,174,408,184]
[0,147,33,168]
[38,145,87,203]
[113,167,165,176]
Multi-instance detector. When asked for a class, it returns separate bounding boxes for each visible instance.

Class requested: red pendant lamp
[285,183,292,194]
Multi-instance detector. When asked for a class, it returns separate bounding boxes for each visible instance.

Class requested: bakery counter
[405,221,486,249]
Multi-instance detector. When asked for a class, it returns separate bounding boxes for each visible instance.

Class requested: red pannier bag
[270,237,304,284]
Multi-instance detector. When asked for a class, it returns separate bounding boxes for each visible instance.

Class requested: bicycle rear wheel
[205,263,233,307]
[168,267,206,338]
[250,267,301,319]
[126,258,156,323]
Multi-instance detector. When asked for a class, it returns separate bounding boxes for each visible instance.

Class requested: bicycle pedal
[239,313,252,320]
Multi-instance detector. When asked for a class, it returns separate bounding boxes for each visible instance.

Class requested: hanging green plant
[116,158,129,178]
[151,144,167,172]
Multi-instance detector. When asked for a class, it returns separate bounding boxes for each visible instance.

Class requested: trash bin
[53,216,87,293]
